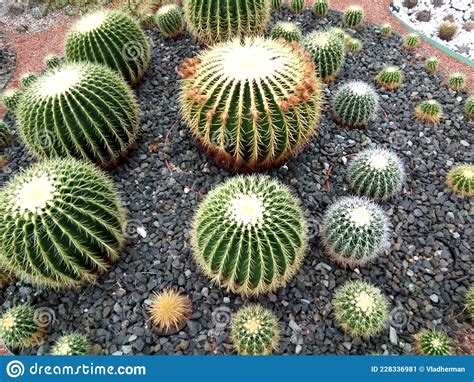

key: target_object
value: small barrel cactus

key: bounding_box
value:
[231,304,280,355]
[380,23,392,37]
[290,0,305,13]
[312,0,329,18]
[183,0,272,45]
[65,9,151,86]
[446,164,474,198]
[466,284,474,320]
[16,62,140,167]
[321,196,389,267]
[303,31,345,82]
[50,333,91,355]
[192,175,307,296]
[180,37,323,171]
[403,33,420,50]
[1,88,23,114]
[414,99,443,123]
[448,72,465,91]
[342,5,364,28]
[156,4,184,38]
[414,330,452,355]
[332,81,379,127]
[0,158,125,287]
[0,305,44,349]
[425,56,440,73]
[438,21,457,41]
[0,120,12,148]
[334,280,389,338]
[347,148,405,200]
[271,0,282,9]
[346,37,363,52]
[44,54,63,70]
[148,289,192,335]
[375,66,403,90]
[20,73,38,88]
[270,22,302,43]
[465,94,474,120]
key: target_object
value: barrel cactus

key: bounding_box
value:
[44,54,63,70]
[148,289,192,335]
[290,0,305,13]
[50,333,91,355]
[346,37,363,52]
[1,88,23,114]
[313,0,329,18]
[465,95,474,120]
[414,330,452,355]
[321,196,389,267]
[380,23,392,37]
[271,0,282,9]
[448,72,466,91]
[425,57,440,73]
[347,148,405,200]
[192,175,307,296]
[156,4,185,38]
[438,21,457,41]
[231,304,280,355]
[270,22,302,43]
[414,99,443,123]
[16,62,140,167]
[303,31,345,82]
[342,5,364,28]
[0,305,44,349]
[446,164,474,198]
[466,284,474,320]
[332,81,379,127]
[334,280,389,338]
[183,0,272,45]
[375,66,403,90]
[403,33,420,50]
[0,120,11,148]
[0,158,125,288]
[65,9,151,86]
[20,73,38,88]
[180,37,323,171]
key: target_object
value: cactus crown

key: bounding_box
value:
[50,333,91,355]
[346,37,363,52]
[1,88,23,114]
[404,33,420,50]
[156,4,184,38]
[0,305,44,349]
[425,56,440,72]
[465,95,474,120]
[231,304,280,355]
[415,330,452,355]
[313,0,329,17]
[148,289,192,335]
[446,164,474,197]
[448,72,465,91]
[270,22,302,43]
[290,0,305,13]
[0,120,11,148]
[414,99,443,123]
[343,5,364,28]
[334,280,389,338]
[192,175,307,296]
[375,66,403,90]
[380,23,392,36]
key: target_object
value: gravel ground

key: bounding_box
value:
[0,9,472,356]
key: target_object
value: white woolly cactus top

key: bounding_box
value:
[158,4,179,15]
[346,5,363,12]
[75,10,108,33]
[365,148,403,171]
[354,290,376,315]
[39,67,82,97]
[227,193,266,228]
[277,22,299,31]
[346,81,376,97]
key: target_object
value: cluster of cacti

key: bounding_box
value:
[342,5,364,28]
[466,284,474,320]
[425,56,440,73]
[347,148,405,200]
[0,158,125,288]
[231,304,280,355]
[0,305,44,349]
[50,333,91,355]
[20,73,38,88]
[375,66,403,90]
[303,31,345,82]
[180,37,323,171]
[270,22,302,43]
[403,33,420,50]
[414,330,452,355]
[183,0,272,45]
[271,0,282,9]
[334,280,389,338]
[44,54,64,70]
[0,120,11,148]
[380,23,392,37]
[192,175,307,296]
[16,62,140,167]
[446,164,474,197]
[414,99,443,123]
[332,81,379,127]
[156,4,184,38]
[290,0,305,13]
[465,95,474,120]
[65,9,151,86]
[1,88,23,114]
[148,289,192,335]
[321,197,389,267]
[448,72,465,91]
[312,0,329,18]
[438,21,457,41]
[345,37,363,52]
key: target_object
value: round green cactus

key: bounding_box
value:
[231,304,280,355]
[342,5,364,28]
[156,4,184,38]
[20,73,38,88]
[375,66,403,90]
[1,88,23,114]
[44,54,64,70]
[446,164,474,198]
[303,31,345,82]
[380,23,392,37]
[347,148,405,200]
[0,305,44,349]
[448,72,466,91]
[183,0,272,45]
[346,37,363,52]
[465,95,474,120]
[321,196,389,267]
[414,99,443,123]
[290,0,305,13]
[65,9,151,86]
[312,0,329,18]
[271,0,282,9]
[0,158,125,288]
[332,81,379,127]
[414,330,452,355]
[192,175,307,296]
[16,62,140,167]
[425,56,439,73]
[180,37,323,171]
[403,33,420,50]
[50,333,91,355]
[334,280,389,338]
[466,284,474,321]
[270,22,302,43]
[0,120,12,148]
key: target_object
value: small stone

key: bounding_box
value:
[430,294,439,303]
[390,327,398,345]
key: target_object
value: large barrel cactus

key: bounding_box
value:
[65,10,151,86]
[0,158,125,288]
[192,175,307,296]
[183,0,272,45]
[180,37,323,171]
[16,62,140,167]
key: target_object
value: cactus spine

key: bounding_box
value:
[414,330,452,355]
[438,21,457,41]
[290,0,305,13]
[446,164,474,197]
[270,22,302,43]
[0,305,44,349]
[313,0,329,18]
[148,289,192,335]
[342,5,364,28]
[50,333,91,355]
[156,4,185,38]
[375,66,403,90]
[425,56,439,73]
[414,100,443,123]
